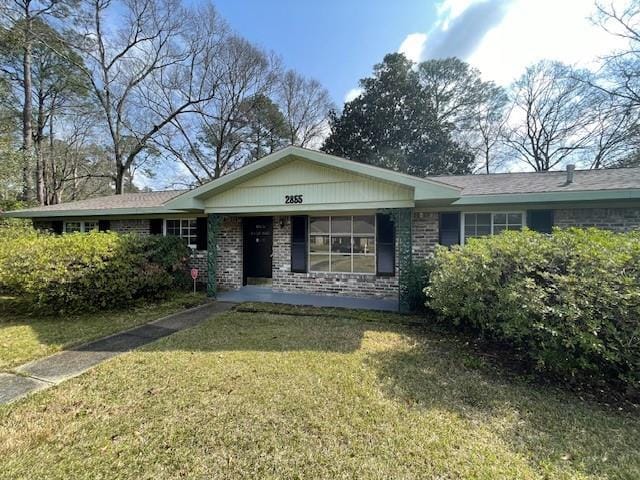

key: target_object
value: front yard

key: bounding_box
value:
[0,292,206,371]
[1,304,638,479]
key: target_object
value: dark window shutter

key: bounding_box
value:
[376,213,395,276]
[51,220,63,234]
[439,212,461,246]
[291,216,307,273]
[98,220,110,232]
[196,217,208,251]
[527,210,554,233]
[150,218,163,235]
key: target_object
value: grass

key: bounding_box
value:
[0,292,207,371]
[1,304,639,479]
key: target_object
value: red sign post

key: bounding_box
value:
[190,268,199,294]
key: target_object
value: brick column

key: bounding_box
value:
[207,213,221,298]
[393,208,413,313]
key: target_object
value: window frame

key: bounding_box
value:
[460,211,525,244]
[163,218,198,249]
[308,215,377,275]
[63,220,97,233]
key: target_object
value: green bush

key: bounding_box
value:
[427,228,640,392]
[0,228,191,313]
[403,259,435,312]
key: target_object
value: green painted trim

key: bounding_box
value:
[206,214,221,298]
[450,189,640,206]
[205,200,415,214]
[165,146,461,210]
[2,206,192,218]
[417,198,640,213]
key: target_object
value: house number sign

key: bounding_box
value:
[284,194,303,204]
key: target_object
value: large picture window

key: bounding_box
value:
[165,219,198,249]
[462,212,524,243]
[309,215,376,274]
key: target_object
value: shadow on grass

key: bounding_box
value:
[0,293,207,370]
[366,332,640,479]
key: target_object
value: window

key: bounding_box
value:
[309,215,376,274]
[64,221,81,233]
[165,219,198,248]
[64,221,98,233]
[462,212,524,243]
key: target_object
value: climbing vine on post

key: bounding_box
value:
[383,208,413,313]
[207,214,221,297]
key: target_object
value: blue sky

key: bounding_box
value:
[213,0,437,104]
[211,0,627,105]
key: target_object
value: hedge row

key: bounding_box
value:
[0,226,191,313]
[426,228,640,392]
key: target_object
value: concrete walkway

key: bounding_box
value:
[217,286,399,312]
[0,301,235,405]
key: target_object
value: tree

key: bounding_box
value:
[592,1,640,109]
[0,0,73,201]
[473,84,509,173]
[505,61,595,171]
[0,17,88,204]
[155,34,279,185]
[417,58,508,171]
[322,53,473,176]
[68,0,228,193]
[238,94,288,162]
[276,70,333,148]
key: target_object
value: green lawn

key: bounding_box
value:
[0,292,206,371]
[1,304,638,479]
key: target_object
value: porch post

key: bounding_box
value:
[207,213,221,298]
[394,208,413,313]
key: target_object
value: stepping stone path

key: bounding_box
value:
[0,301,235,405]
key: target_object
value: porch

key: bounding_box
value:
[217,285,399,312]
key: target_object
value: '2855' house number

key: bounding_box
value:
[285,194,303,204]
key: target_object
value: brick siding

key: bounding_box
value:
[554,207,640,232]
[110,219,150,235]
[412,211,439,260]
[216,215,243,290]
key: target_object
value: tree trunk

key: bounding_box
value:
[21,8,34,201]
[115,162,126,194]
[35,90,46,205]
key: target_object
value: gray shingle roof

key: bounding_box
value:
[14,190,186,213]
[430,167,640,195]
[6,166,640,218]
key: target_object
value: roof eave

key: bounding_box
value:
[2,206,196,218]
[452,188,640,205]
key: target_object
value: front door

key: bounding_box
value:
[243,217,273,285]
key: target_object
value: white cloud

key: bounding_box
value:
[398,33,428,62]
[467,0,629,85]
[344,87,363,103]
[397,0,630,86]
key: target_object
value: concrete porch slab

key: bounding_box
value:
[217,286,398,311]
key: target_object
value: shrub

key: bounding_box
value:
[427,228,640,392]
[403,259,435,312]
[0,228,191,313]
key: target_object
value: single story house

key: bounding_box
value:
[6,146,640,310]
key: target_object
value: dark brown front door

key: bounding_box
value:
[243,217,273,284]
